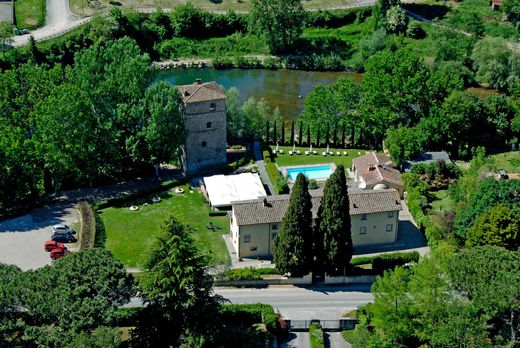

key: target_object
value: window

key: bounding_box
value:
[206,122,212,128]
[361,214,367,220]
[210,103,216,111]
[387,211,394,218]
[250,246,257,252]
[272,224,279,230]
[386,224,393,232]
[360,227,367,235]
[201,141,207,147]
[244,235,251,243]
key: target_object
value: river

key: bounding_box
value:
[155,69,361,119]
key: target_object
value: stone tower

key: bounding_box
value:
[178,80,227,175]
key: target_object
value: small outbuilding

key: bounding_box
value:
[403,151,452,172]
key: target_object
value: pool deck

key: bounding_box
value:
[280,163,337,182]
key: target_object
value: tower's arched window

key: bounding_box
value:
[210,103,216,111]
[207,122,212,128]
[202,141,207,147]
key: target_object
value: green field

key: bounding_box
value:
[273,145,372,169]
[429,189,456,214]
[489,151,520,173]
[15,0,45,30]
[99,184,230,268]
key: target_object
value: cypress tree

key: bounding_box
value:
[273,120,277,144]
[307,124,311,146]
[325,123,330,145]
[333,122,338,147]
[281,121,285,145]
[291,121,295,145]
[273,173,313,277]
[317,126,321,147]
[314,165,352,276]
[342,123,346,147]
[265,120,270,143]
[299,120,303,146]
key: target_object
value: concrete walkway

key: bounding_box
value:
[253,141,275,195]
[325,332,351,348]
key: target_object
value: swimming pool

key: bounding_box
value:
[285,164,334,181]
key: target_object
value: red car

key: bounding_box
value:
[44,240,64,252]
[50,247,70,260]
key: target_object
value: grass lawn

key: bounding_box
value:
[15,0,45,29]
[273,145,373,169]
[99,184,230,268]
[429,189,455,214]
[488,151,520,173]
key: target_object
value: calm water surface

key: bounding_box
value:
[155,69,362,119]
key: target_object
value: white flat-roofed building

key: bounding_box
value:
[203,173,267,209]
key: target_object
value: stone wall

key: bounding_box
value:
[183,98,227,174]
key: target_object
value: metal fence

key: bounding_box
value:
[285,318,358,332]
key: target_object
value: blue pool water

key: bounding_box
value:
[287,165,333,181]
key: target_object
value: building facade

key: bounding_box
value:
[178,80,227,175]
[230,189,402,259]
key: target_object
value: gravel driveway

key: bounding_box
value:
[0,203,79,270]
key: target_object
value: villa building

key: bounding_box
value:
[229,189,402,259]
[178,80,227,175]
[352,153,405,198]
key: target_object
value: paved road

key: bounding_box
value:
[0,203,79,270]
[282,332,311,348]
[12,0,90,47]
[215,285,373,320]
[326,332,351,348]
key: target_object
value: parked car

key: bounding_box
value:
[52,224,74,234]
[50,247,70,260]
[44,240,64,252]
[51,233,77,243]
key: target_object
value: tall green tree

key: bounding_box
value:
[314,165,352,275]
[466,204,520,250]
[132,215,222,347]
[250,0,305,53]
[273,173,313,276]
[13,249,133,343]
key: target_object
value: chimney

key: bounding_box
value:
[195,78,202,85]
[263,198,269,207]
[353,203,358,208]
[184,91,190,97]
[368,164,376,171]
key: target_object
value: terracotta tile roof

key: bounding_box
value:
[177,81,226,103]
[232,189,402,226]
[352,153,404,187]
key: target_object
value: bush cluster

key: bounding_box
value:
[77,201,96,250]
[411,161,462,189]
[220,304,281,336]
[371,251,420,275]
[305,7,372,28]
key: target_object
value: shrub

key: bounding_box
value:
[350,256,373,266]
[308,179,319,190]
[305,7,372,28]
[218,267,281,280]
[208,211,228,216]
[275,175,289,194]
[371,251,420,275]
[77,201,96,250]
[406,21,426,39]
[220,304,281,336]
[309,322,325,348]
[112,307,143,326]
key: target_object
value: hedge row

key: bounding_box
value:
[372,251,420,275]
[305,7,372,28]
[77,201,96,250]
[221,303,281,337]
[309,322,325,348]
[403,173,444,244]
[93,179,183,210]
[218,267,281,280]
